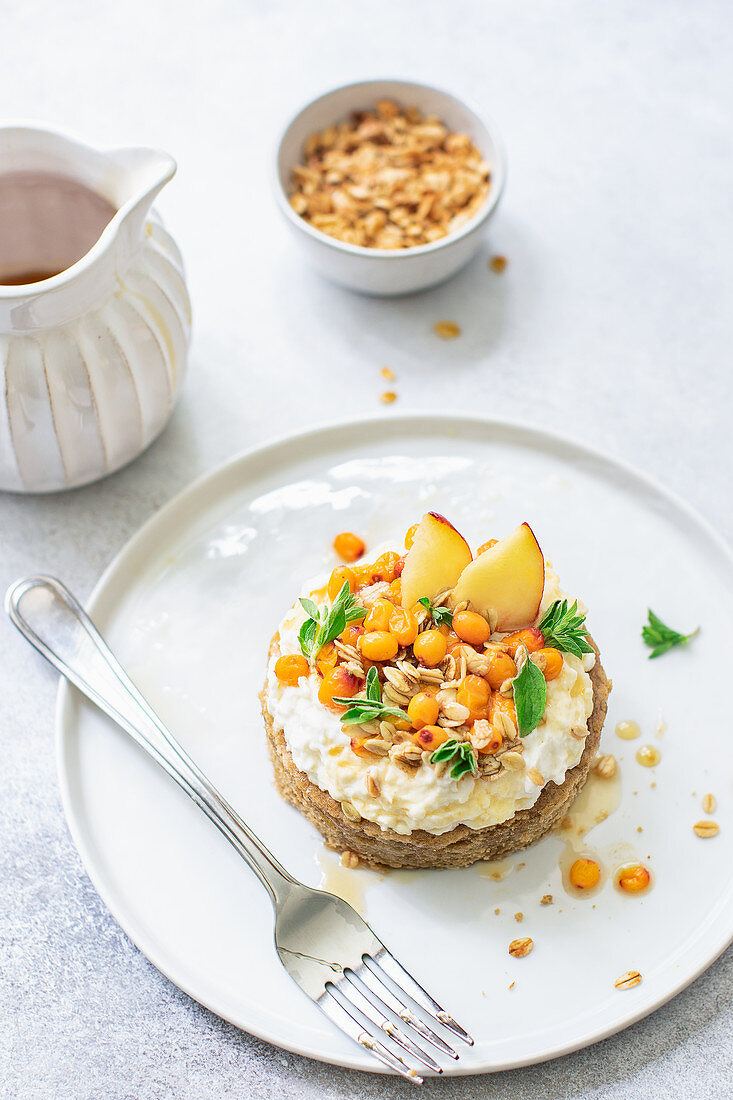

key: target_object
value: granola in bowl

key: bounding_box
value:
[261,513,610,869]
[288,100,491,250]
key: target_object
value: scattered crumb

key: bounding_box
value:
[508,937,533,958]
[651,782,656,789]
[540,894,553,906]
[693,820,719,838]
[514,912,523,922]
[517,862,525,869]
[380,366,395,381]
[508,981,516,990]
[433,320,461,339]
[702,793,717,814]
[341,850,359,869]
[614,970,642,990]
[636,826,643,833]
[494,908,500,915]
[489,254,508,273]
[380,390,397,404]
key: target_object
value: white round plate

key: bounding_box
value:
[57,415,733,1075]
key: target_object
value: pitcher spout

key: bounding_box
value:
[106,147,176,269]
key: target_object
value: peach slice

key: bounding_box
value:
[449,523,545,631]
[399,512,472,610]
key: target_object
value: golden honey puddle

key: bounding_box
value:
[315,849,368,914]
[615,720,640,741]
[556,767,623,898]
[636,745,661,767]
[478,857,515,882]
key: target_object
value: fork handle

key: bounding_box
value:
[6,576,295,904]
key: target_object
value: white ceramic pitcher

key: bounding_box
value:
[0,124,191,493]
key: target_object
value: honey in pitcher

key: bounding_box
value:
[0,171,116,286]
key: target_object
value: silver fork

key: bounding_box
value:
[6,577,474,1082]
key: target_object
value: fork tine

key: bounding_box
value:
[340,970,443,1073]
[366,949,474,1046]
[355,960,459,1058]
[321,984,424,1084]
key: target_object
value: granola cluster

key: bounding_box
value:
[325,581,528,785]
[289,100,491,250]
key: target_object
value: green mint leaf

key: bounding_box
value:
[432,605,454,628]
[418,596,453,628]
[513,658,547,737]
[429,738,477,780]
[430,738,460,764]
[538,599,593,658]
[365,665,380,703]
[299,597,320,621]
[298,583,367,664]
[449,748,477,783]
[298,618,319,660]
[642,609,698,659]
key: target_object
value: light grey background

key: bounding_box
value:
[1,1,731,1097]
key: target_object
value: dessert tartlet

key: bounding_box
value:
[262,514,610,869]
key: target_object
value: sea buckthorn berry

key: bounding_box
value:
[372,551,400,583]
[407,692,440,729]
[502,627,544,657]
[389,606,418,647]
[316,642,338,677]
[616,865,651,894]
[350,737,375,759]
[318,666,359,709]
[535,647,563,681]
[388,578,402,603]
[364,597,394,633]
[352,562,377,589]
[569,858,601,890]
[485,651,517,690]
[453,609,491,646]
[412,724,449,752]
[482,728,504,754]
[489,692,517,732]
[339,621,364,646]
[275,654,310,685]
[477,539,498,555]
[327,566,355,600]
[413,628,448,667]
[359,631,399,662]
[444,629,463,652]
[333,531,366,562]
[405,523,419,549]
[457,674,491,720]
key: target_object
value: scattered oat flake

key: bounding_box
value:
[380,390,397,404]
[509,937,533,958]
[693,820,719,838]
[540,894,553,906]
[341,850,359,869]
[433,320,461,339]
[514,912,523,922]
[490,254,508,273]
[380,366,395,381]
[702,793,717,814]
[614,970,642,990]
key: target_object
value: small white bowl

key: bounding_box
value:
[274,79,506,296]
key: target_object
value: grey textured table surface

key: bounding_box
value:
[2,1,732,1097]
